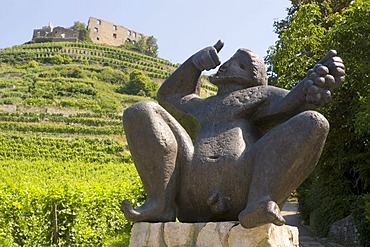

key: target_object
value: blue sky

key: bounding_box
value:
[0,0,290,65]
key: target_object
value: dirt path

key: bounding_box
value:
[282,202,343,247]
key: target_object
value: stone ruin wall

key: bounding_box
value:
[87,17,145,47]
[32,25,79,42]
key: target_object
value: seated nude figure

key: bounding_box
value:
[120,40,345,228]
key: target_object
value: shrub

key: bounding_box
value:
[28,60,39,68]
[98,67,128,85]
[118,69,158,98]
[44,54,72,65]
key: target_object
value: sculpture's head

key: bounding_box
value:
[209,48,268,89]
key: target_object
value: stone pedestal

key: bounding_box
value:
[129,222,299,247]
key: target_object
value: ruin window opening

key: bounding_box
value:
[127,30,131,36]
[94,27,98,32]
[97,20,101,25]
[133,32,137,38]
[113,25,117,31]
[96,37,100,41]
[113,33,117,39]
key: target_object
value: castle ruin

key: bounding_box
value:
[32,17,146,47]
[87,17,145,47]
[32,23,79,42]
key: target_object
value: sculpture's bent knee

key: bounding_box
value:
[122,101,159,125]
[299,110,329,136]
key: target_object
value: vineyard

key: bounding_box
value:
[0,42,176,79]
[0,40,218,246]
[0,109,145,246]
[0,42,177,246]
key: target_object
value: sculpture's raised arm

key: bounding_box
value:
[253,50,345,125]
[157,40,224,113]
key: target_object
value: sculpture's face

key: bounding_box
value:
[209,49,267,88]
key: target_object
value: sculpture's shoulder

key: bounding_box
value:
[230,85,285,96]
[223,85,285,104]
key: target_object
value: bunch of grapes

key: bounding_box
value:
[304,63,341,105]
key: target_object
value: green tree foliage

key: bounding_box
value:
[123,36,159,57]
[145,36,159,57]
[118,69,158,98]
[265,0,370,244]
[266,4,327,88]
[70,21,92,43]
[286,0,352,24]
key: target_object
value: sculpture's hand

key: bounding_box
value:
[303,50,345,106]
[192,40,224,71]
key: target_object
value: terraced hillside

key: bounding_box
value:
[0,42,176,79]
[0,41,218,246]
[0,42,180,246]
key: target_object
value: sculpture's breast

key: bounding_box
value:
[193,119,260,162]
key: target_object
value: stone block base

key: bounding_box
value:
[129,222,299,247]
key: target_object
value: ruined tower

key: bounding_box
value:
[87,17,145,47]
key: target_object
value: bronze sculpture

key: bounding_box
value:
[120,40,345,228]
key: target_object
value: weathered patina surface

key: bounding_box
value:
[121,40,345,228]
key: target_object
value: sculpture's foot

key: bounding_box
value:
[120,198,176,222]
[238,200,285,228]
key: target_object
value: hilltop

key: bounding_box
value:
[0,41,177,111]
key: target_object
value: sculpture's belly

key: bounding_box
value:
[176,147,253,222]
[175,122,257,222]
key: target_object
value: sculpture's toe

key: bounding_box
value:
[238,200,285,228]
[266,201,285,226]
[120,199,141,222]
[120,199,176,223]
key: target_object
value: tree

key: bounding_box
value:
[118,70,158,98]
[145,36,159,57]
[266,4,327,88]
[136,37,147,54]
[123,36,159,57]
[70,21,92,43]
[265,1,370,244]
